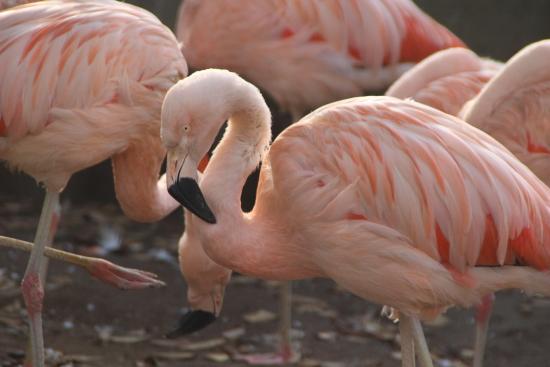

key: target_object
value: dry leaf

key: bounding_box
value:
[222,327,245,340]
[299,359,321,367]
[316,331,336,342]
[424,314,449,327]
[183,338,225,351]
[243,309,276,323]
[152,351,195,361]
[205,352,230,363]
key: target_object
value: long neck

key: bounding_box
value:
[112,133,178,222]
[195,81,285,275]
[201,84,272,214]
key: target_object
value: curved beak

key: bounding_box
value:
[166,309,217,338]
[167,150,217,224]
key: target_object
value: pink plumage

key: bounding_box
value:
[0,2,187,365]
[176,0,465,117]
[386,47,502,115]
[0,0,187,219]
[163,69,550,365]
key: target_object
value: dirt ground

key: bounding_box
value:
[1,197,550,367]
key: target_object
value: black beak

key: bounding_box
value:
[166,309,217,338]
[168,177,217,224]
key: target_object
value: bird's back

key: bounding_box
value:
[0,0,187,141]
[256,96,550,272]
[177,0,464,116]
[386,48,502,116]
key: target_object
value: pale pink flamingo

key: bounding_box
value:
[0,1,186,366]
[387,41,550,366]
[161,69,550,367]
[175,1,465,360]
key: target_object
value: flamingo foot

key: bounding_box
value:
[87,259,165,289]
[235,343,300,365]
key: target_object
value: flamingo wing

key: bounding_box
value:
[386,48,502,116]
[261,96,550,271]
[0,0,186,140]
[460,40,550,185]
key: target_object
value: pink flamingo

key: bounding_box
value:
[175,1,464,360]
[0,1,186,366]
[161,69,550,367]
[386,40,550,366]
[176,0,465,119]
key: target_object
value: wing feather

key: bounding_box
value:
[0,0,187,140]
[264,96,550,270]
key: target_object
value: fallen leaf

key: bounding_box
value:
[222,327,245,340]
[61,355,102,363]
[316,331,337,342]
[459,348,474,359]
[243,309,276,323]
[295,303,337,318]
[424,314,449,327]
[299,359,321,367]
[151,351,195,361]
[205,352,230,363]
[183,338,226,351]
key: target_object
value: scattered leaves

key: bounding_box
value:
[243,309,276,323]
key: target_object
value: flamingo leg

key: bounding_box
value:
[409,316,433,367]
[473,293,495,367]
[278,281,293,360]
[235,281,296,365]
[21,191,60,367]
[399,314,416,367]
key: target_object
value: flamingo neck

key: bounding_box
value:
[193,80,275,275]
[201,81,272,215]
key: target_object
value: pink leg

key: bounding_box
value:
[21,191,60,367]
[235,282,298,365]
[473,293,495,367]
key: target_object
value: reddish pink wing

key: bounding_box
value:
[264,97,550,271]
[0,0,186,140]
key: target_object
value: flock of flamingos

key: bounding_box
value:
[0,0,549,366]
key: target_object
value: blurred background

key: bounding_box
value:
[1,1,550,367]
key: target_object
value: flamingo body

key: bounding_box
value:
[164,70,550,321]
[0,2,187,365]
[0,0,186,216]
[177,0,465,117]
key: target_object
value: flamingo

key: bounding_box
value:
[175,1,465,360]
[176,0,465,120]
[386,40,550,366]
[161,68,550,367]
[0,1,187,366]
